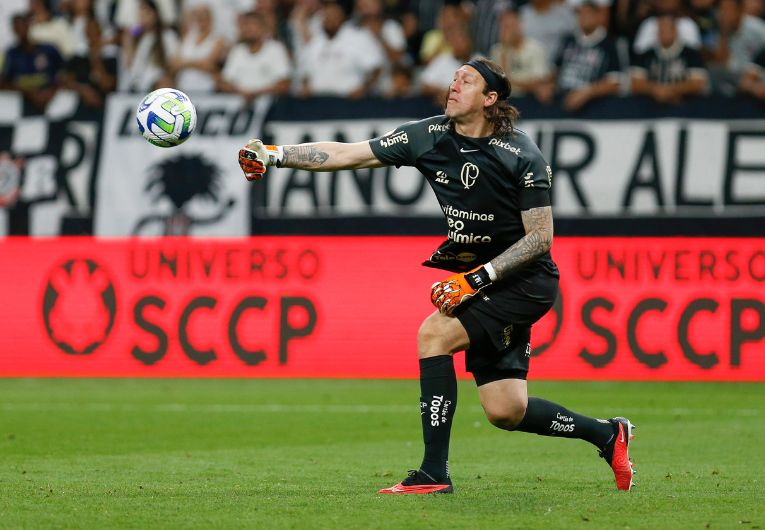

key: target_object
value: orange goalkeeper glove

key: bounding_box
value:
[238,139,283,181]
[430,265,495,315]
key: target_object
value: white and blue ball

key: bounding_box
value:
[136,88,197,148]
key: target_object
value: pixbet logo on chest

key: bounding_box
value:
[428,123,450,133]
[489,138,521,155]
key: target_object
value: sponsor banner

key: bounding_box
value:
[94,94,271,236]
[531,237,765,381]
[524,119,765,216]
[0,91,101,235]
[258,117,765,219]
[0,236,763,380]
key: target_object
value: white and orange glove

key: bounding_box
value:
[430,264,497,315]
[238,139,283,181]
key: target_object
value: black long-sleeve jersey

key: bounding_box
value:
[369,115,558,278]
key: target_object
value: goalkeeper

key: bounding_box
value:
[239,57,635,494]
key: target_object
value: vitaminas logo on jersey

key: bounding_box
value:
[443,205,494,244]
[441,205,494,222]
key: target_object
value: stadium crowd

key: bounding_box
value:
[1,0,765,112]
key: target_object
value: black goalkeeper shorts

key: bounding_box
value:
[455,267,559,386]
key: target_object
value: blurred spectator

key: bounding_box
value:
[0,153,23,209]
[688,0,718,51]
[118,0,178,92]
[60,0,117,108]
[400,10,423,66]
[739,47,765,98]
[633,0,702,54]
[354,0,407,94]
[384,63,416,97]
[630,14,707,104]
[296,1,384,98]
[542,0,621,111]
[611,0,653,41]
[707,0,765,93]
[218,10,291,103]
[520,0,577,60]
[288,0,323,53]
[355,0,406,64]
[171,4,226,94]
[419,24,473,102]
[406,0,446,38]
[471,0,512,56]
[69,0,117,57]
[115,0,178,31]
[213,0,258,44]
[253,0,283,41]
[419,4,466,65]
[744,0,765,17]
[0,13,63,110]
[0,1,29,59]
[287,0,322,93]
[490,7,550,100]
[61,0,119,32]
[29,0,75,58]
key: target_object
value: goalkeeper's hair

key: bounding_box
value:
[477,57,519,137]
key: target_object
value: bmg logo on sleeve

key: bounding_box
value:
[379,131,409,148]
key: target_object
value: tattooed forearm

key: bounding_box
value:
[490,206,553,280]
[282,145,330,169]
[278,141,383,171]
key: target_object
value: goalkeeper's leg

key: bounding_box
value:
[378,311,468,494]
[478,379,635,491]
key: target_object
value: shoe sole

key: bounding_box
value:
[378,484,454,494]
[612,417,636,491]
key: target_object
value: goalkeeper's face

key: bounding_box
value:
[445,66,489,122]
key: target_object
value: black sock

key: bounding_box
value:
[418,355,457,481]
[515,397,614,449]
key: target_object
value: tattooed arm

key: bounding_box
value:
[429,206,553,315]
[489,206,553,280]
[239,139,384,180]
[281,141,385,171]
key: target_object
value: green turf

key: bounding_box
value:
[0,379,762,529]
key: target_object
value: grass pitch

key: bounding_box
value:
[0,379,762,530]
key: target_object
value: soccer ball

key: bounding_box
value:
[136,88,197,148]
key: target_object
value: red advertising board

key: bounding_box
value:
[0,237,763,380]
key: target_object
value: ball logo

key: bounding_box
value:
[460,163,479,189]
[42,259,117,355]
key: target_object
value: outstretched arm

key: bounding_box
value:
[239,139,385,180]
[281,141,385,171]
